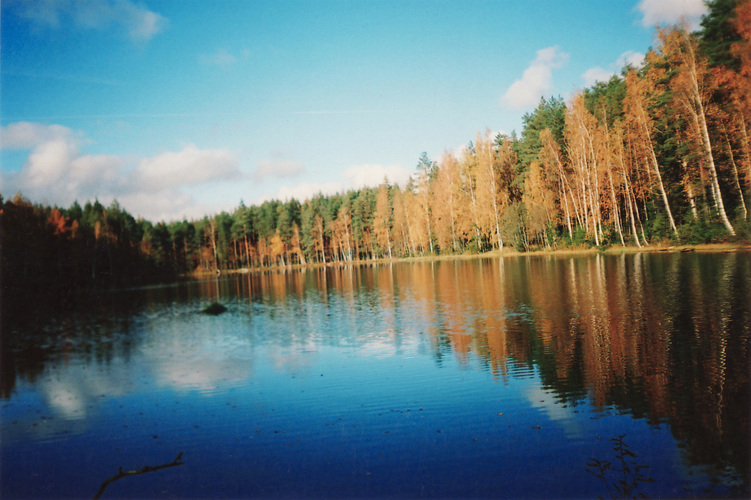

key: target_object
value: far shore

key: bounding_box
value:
[192,241,749,278]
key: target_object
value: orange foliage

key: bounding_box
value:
[48,208,74,237]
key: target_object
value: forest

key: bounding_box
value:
[2,0,750,300]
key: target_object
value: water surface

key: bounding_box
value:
[2,252,749,498]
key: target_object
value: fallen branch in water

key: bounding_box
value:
[92,452,184,500]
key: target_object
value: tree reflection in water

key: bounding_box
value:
[374,252,749,492]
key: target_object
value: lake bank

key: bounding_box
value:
[194,241,750,278]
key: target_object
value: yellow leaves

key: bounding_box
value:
[330,205,354,260]
[523,160,558,235]
[733,0,751,80]
[269,229,285,263]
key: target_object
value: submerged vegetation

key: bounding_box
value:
[587,435,655,500]
[1,2,749,319]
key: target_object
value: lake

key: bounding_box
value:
[1,252,749,498]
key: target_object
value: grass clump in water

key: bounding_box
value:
[202,302,228,315]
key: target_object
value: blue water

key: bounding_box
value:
[2,254,749,498]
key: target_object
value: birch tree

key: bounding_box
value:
[373,182,393,258]
[624,68,679,236]
[659,26,735,234]
[474,131,505,250]
[431,153,461,253]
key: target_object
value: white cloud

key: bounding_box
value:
[116,189,216,222]
[134,144,240,191]
[636,0,707,28]
[260,163,410,204]
[617,50,646,69]
[1,123,124,202]
[120,1,164,41]
[453,143,471,160]
[0,122,240,221]
[1,121,82,149]
[582,67,616,87]
[14,0,167,42]
[69,154,123,189]
[342,163,411,189]
[271,182,344,203]
[582,51,646,86]
[500,46,569,110]
[199,48,238,68]
[23,137,79,188]
[199,48,252,69]
[254,158,304,181]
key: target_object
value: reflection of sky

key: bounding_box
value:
[356,330,423,360]
[1,361,139,446]
[42,361,141,417]
[525,384,584,439]
[3,256,748,499]
[144,336,254,393]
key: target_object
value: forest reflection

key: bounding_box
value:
[3,252,749,490]
[248,252,748,486]
[401,253,749,485]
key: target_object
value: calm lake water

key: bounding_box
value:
[2,252,749,499]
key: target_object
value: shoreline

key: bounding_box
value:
[192,241,749,278]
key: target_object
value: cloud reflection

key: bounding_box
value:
[39,361,139,420]
[525,385,583,439]
[141,328,255,393]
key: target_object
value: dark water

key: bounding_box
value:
[2,252,749,499]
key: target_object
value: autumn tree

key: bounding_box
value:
[515,96,567,178]
[474,131,505,250]
[658,25,735,234]
[414,152,435,253]
[351,188,376,259]
[456,143,483,250]
[301,195,329,264]
[373,182,394,258]
[730,0,751,195]
[523,159,558,248]
[269,229,286,266]
[624,67,679,236]
[565,94,607,245]
[539,128,575,239]
[331,200,354,261]
[430,152,461,253]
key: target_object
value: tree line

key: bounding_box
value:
[2,1,750,294]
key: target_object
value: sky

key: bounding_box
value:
[1,0,709,222]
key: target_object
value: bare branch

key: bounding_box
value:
[92,452,184,500]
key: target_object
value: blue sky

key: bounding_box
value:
[1,0,708,222]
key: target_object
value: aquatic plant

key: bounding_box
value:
[586,434,654,499]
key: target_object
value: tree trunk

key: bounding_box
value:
[623,169,642,248]
[685,167,699,220]
[739,116,751,190]
[209,219,219,272]
[723,126,748,220]
[638,106,678,235]
[449,190,458,252]
[676,32,735,234]
[467,177,482,249]
[693,103,735,234]
[607,167,625,246]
